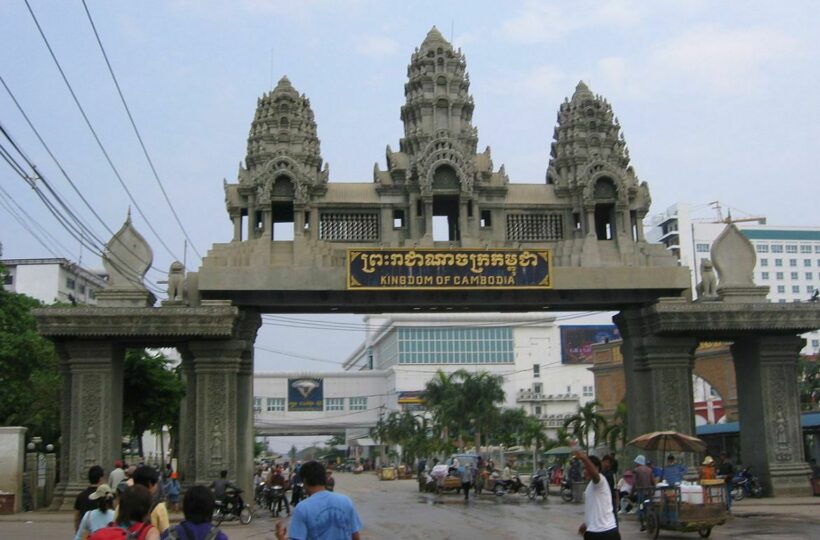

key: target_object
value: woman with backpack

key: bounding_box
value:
[88,484,159,540]
[161,485,227,540]
[74,484,117,540]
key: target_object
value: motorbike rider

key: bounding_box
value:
[267,465,291,516]
[210,470,243,513]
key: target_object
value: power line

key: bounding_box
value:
[0,183,74,256]
[23,0,183,263]
[0,137,165,294]
[0,74,168,279]
[0,188,60,257]
[80,0,202,262]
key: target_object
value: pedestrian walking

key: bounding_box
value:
[74,465,105,532]
[573,447,620,540]
[460,463,472,502]
[632,455,656,532]
[164,472,181,512]
[275,460,362,540]
[133,465,170,534]
[74,483,116,540]
[88,485,159,540]
[161,485,227,540]
[108,460,126,491]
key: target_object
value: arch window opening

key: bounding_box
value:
[271,202,294,241]
[432,195,460,242]
[595,203,615,240]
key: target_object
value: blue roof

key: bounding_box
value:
[742,229,820,241]
[697,411,820,436]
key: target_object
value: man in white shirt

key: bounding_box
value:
[574,447,621,540]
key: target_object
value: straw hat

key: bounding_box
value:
[88,484,115,500]
[702,456,714,465]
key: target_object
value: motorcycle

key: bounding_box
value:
[732,466,763,500]
[560,477,574,502]
[493,473,529,496]
[527,472,549,501]
[290,481,305,506]
[265,485,290,517]
[213,488,252,525]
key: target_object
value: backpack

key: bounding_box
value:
[88,522,152,540]
[166,522,222,540]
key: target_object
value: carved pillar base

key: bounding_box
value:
[615,311,698,463]
[186,340,247,487]
[731,335,812,496]
[57,341,124,510]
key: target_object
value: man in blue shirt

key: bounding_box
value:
[276,461,362,540]
[662,454,687,485]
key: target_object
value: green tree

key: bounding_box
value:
[423,371,462,444]
[289,444,297,461]
[0,268,61,445]
[492,408,546,451]
[460,370,505,452]
[798,358,819,411]
[563,400,606,451]
[122,349,185,457]
[603,401,629,450]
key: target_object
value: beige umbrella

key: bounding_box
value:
[628,431,707,453]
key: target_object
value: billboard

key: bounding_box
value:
[287,378,324,411]
[347,248,551,290]
[560,325,620,364]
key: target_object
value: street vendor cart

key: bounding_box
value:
[644,480,730,538]
[629,431,731,539]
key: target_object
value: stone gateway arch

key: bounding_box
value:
[34,27,819,506]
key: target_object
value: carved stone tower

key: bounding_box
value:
[548,81,652,264]
[226,76,329,243]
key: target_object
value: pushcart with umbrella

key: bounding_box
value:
[628,431,730,538]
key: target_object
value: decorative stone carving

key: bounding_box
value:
[98,212,156,307]
[711,224,769,303]
[166,261,186,303]
[696,259,718,300]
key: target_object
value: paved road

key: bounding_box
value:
[2,472,819,539]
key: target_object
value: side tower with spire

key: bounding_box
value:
[548,81,654,266]
[225,76,328,246]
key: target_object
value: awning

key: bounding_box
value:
[350,437,379,447]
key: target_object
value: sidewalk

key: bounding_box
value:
[731,496,820,523]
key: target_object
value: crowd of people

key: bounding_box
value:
[71,459,361,540]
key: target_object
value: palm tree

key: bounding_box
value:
[603,402,628,451]
[457,370,505,452]
[563,400,606,451]
[423,370,459,443]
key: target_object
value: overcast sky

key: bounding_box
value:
[2,0,818,376]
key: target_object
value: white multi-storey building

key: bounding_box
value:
[1,258,107,305]
[646,203,820,354]
[252,314,609,444]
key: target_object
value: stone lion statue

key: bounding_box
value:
[696,259,718,299]
[167,261,186,302]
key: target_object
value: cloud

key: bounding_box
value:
[650,25,797,95]
[352,35,399,59]
[485,64,567,100]
[499,0,644,44]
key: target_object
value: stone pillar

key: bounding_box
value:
[731,335,812,496]
[407,194,417,240]
[186,340,244,487]
[44,450,56,508]
[50,360,72,510]
[232,214,242,242]
[263,208,273,239]
[58,341,124,510]
[25,450,37,510]
[235,311,260,496]
[635,212,646,242]
[177,349,197,487]
[423,199,433,243]
[585,206,595,237]
[459,199,470,246]
[246,196,256,240]
[615,311,698,460]
[294,206,305,238]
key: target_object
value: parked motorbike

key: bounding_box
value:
[213,488,252,525]
[732,466,763,500]
[560,477,574,502]
[527,472,549,501]
[290,481,305,506]
[493,473,529,496]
